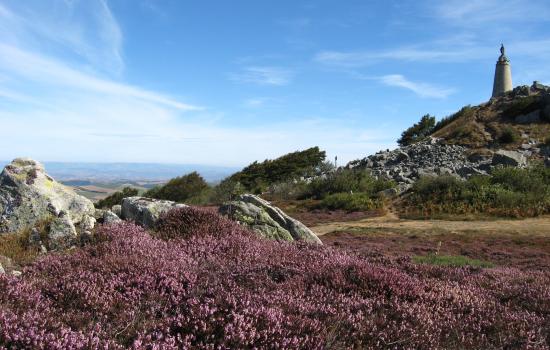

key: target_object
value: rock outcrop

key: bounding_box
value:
[492,150,527,167]
[121,197,187,229]
[111,205,122,217]
[347,138,534,193]
[48,211,78,250]
[0,158,95,234]
[219,194,322,244]
[103,210,122,225]
[348,138,492,192]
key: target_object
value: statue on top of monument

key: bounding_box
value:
[498,43,508,62]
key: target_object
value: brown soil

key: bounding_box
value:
[313,214,550,270]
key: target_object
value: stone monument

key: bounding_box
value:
[492,44,512,98]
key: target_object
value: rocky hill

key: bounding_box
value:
[432,82,550,152]
[348,82,550,192]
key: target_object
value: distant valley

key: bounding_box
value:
[0,161,239,202]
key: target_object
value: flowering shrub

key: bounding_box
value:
[154,206,252,240]
[0,213,549,349]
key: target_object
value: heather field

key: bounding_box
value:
[1,208,549,349]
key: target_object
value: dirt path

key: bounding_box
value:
[311,214,550,237]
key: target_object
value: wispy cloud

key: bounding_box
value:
[0,44,200,111]
[0,1,212,165]
[140,0,169,18]
[435,0,550,26]
[229,66,294,86]
[0,0,123,74]
[244,98,267,108]
[314,45,490,67]
[380,75,455,99]
[315,36,550,73]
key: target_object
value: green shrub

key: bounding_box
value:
[413,254,494,268]
[301,168,395,200]
[208,180,245,205]
[222,147,327,193]
[144,172,209,203]
[490,166,550,193]
[316,192,381,212]
[268,180,309,201]
[503,95,541,118]
[404,166,550,218]
[397,114,436,146]
[498,127,520,144]
[413,175,464,201]
[95,187,139,209]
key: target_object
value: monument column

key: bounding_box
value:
[492,44,512,98]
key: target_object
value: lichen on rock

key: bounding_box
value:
[121,197,188,229]
[219,194,321,244]
[0,158,95,234]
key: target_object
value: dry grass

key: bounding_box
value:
[0,219,51,267]
[431,94,550,150]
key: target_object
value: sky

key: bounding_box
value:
[0,0,549,167]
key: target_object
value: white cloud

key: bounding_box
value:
[380,74,455,99]
[0,97,396,166]
[230,66,294,86]
[244,98,267,108]
[0,0,123,74]
[314,45,490,66]
[315,37,550,72]
[0,44,200,111]
[435,0,550,26]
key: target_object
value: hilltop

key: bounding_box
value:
[347,82,550,195]
[432,82,550,154]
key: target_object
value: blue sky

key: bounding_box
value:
[0,0,549,166]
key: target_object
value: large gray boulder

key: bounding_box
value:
[219,194,322,244]
[79,215,96,234]
[103,210,122,225]
[48,211,77,250]
[121,197,187,229]
[111,205,122,217]
[492,150,527,167]
[0,158,95,234]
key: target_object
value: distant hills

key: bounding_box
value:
[0,161,239,184]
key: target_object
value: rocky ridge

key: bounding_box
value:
[347,137,531,193]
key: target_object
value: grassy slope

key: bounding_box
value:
[431,92,550,152]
